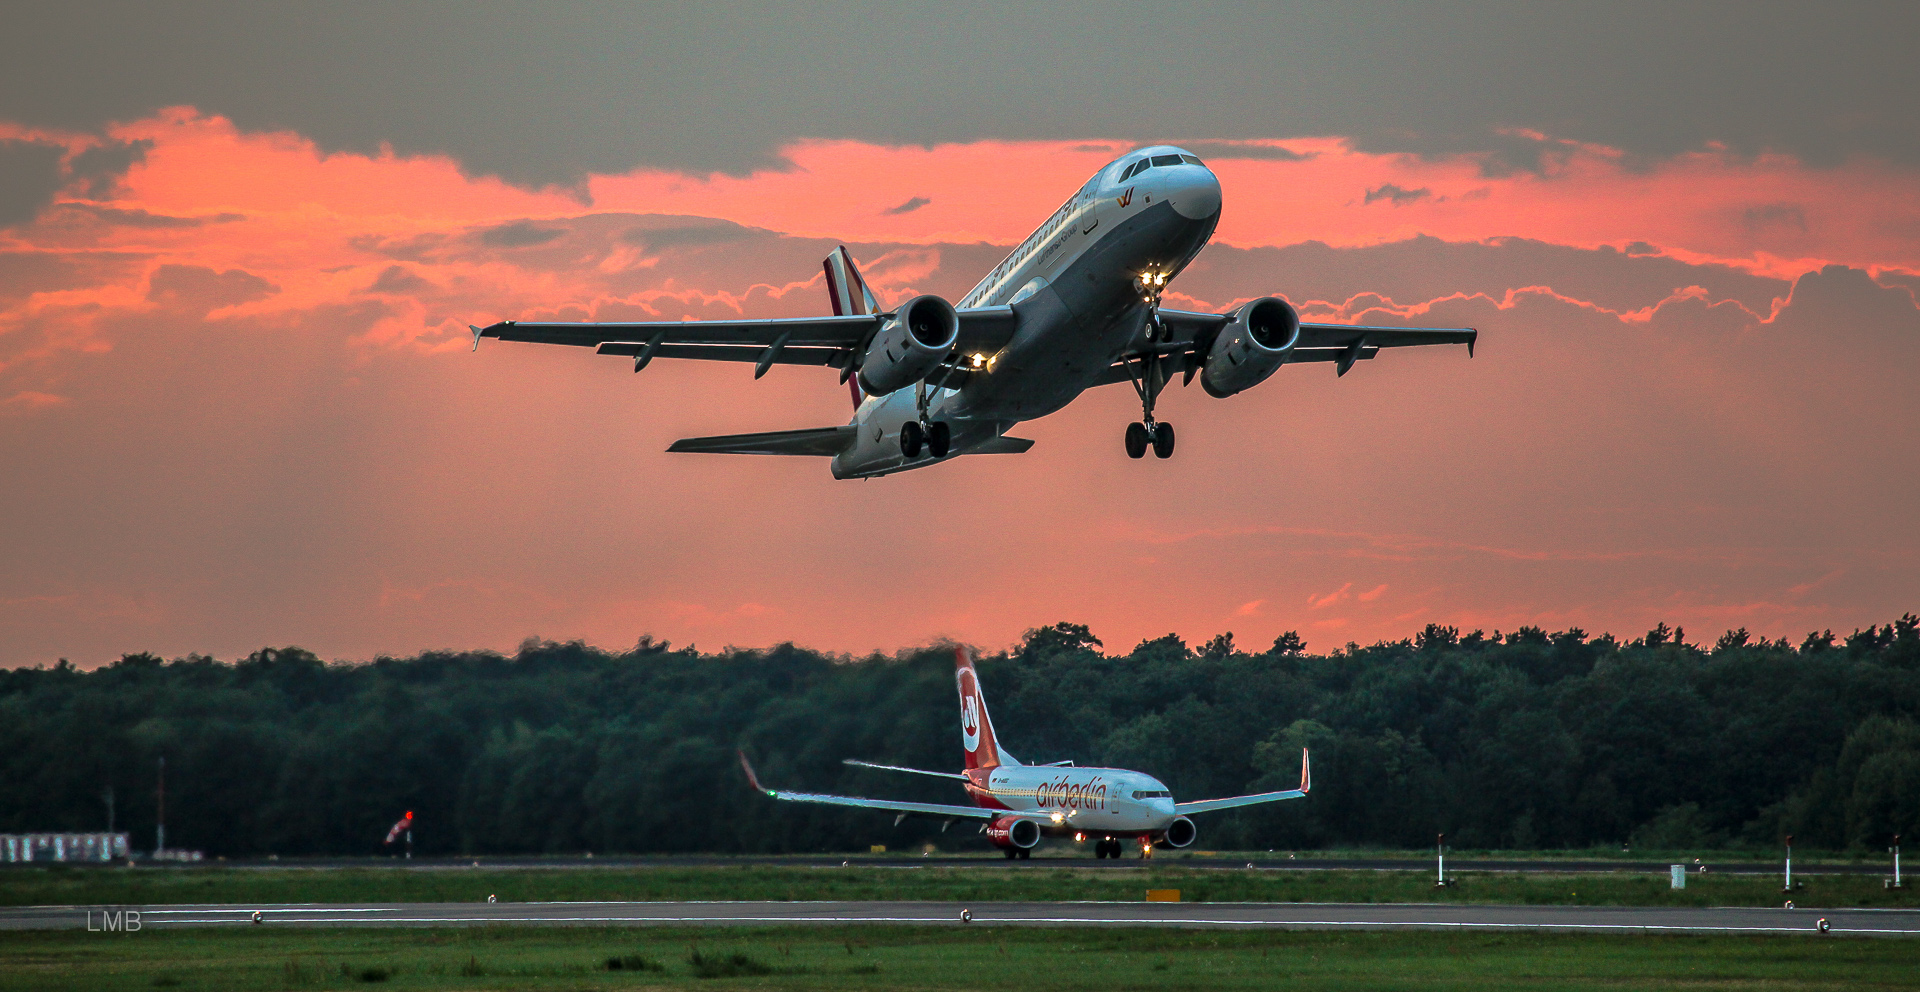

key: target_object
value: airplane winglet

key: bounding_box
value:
[1300,748,1311,794]
[469,324,484,352]
[737,749,774,796]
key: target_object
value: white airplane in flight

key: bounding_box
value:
[737,647,1310,859]
[473,145,1475,478]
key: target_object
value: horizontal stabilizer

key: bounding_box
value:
[972,436,1035,454]
[843,759,971,781]
[738,750,1002,821]
[668,426,855,457]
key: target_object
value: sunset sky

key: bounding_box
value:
[3,3,1917,667]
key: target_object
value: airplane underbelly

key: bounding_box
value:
[954,200,1216,425]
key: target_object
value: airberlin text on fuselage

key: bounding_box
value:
[1031,775,1109,811]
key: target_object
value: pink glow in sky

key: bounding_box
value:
[2,109,1917,666]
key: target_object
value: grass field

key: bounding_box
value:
[4,924,1916,991]
[4,863,1917,911]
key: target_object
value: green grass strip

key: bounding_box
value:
[5,864,1918,910]
[4,924,1918,991]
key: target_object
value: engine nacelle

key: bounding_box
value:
[1158,816,1197,849]
[856,295,959,396]
[985,815,1041,851]
[1200,297,1299,398]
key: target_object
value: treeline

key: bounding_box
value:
[3,618,1918,856]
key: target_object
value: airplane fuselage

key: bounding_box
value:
[832,146,1222,479]
[967,764,1179,839]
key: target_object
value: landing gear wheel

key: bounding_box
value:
[928,421,951,458]
[1151,421,1175,459]
[900,420,924,458]
[1125,422,1149,459]
[1004,848,1018,860]
[1018,848,1032,860]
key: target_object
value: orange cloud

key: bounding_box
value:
[1,390,68,412]
[1308,584,1353,609]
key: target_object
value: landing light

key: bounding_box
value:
[1075,832,1085,842]
[968,353,986,368]
[1050,812,1065,824]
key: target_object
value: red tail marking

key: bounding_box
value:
[955,647,1001,770]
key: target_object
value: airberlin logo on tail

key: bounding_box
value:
[958,670,982,752]
[1116,186,1134,208]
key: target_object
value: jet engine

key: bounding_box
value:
[1159,816,1197,849]
[985,815,1041,851]
[1200,297,1299,398]
[856,295,959,396]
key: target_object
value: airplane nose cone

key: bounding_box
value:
[1171,169,1222,220]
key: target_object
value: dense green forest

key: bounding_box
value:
[3,618,1918,857]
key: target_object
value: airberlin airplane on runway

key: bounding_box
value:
[472,145,1475,478]
[737,648,1310,859]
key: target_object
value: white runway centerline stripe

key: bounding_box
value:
[11,902,1919,936]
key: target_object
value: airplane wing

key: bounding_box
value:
[739,751,1001,821]
[470,305,1018,378]
[1172,749,1310,816]
[1152,308,1475,376]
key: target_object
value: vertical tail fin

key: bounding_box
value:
[824,246,880,409]
[955,647,1018,769]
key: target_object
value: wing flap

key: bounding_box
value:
[482,314,878,349]
[597,342,843,367]
[667,426,855,457]
[1297,323,1477,354]
[475,306,1021,364]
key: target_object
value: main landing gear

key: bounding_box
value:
[1002,847,1031,860]
[900,420,950,459]
[900,380,952,459]
[1124,421,1175,460]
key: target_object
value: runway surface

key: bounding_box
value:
[67,853,1893,876]
[6,900,1918,936]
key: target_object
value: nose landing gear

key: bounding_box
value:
[1122,273,1178,461]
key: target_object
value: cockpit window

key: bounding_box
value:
[1150,154,1183,167]
[1119,159,1145,181]
[1131,789,1172,799]
[1180,154,1203,166]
